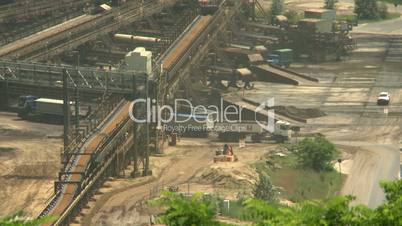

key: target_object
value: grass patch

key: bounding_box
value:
[255,153,345,202]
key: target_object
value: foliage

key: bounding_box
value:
[377,1,388,18]
[372,180,402,225]
[153,180,402,226]
[284,10,303,24]
[0,211,54,226]
[271,0,284,17]
[324,0,337,9]
[253,172,278,202]
[242,198,282,222]
[354,0,380,19]
[242,195,374,225]
[242,180,402,226]
[150,192,222,226]
[294,137,337,171]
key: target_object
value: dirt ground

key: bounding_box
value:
[0,112,62,218]
[76,139,275,226]
[78,21,402,226]
[2,2,402,223]
[235,33,402,207]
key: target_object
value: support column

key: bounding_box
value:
[143,75,150,176]
[0,80,9,110]
[132,74,140,177]
[74,80,80,138]
[251,0,256,21]
[63,69,70,149]
[154,79,161,154]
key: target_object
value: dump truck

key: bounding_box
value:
[267,49,293,67]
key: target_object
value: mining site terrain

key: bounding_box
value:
[0,0,401,225]
[79,33,402,225]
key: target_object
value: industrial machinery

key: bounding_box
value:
[205,66,254,89]
[214,144,236,162]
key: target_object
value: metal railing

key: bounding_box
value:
[0,60,148,93]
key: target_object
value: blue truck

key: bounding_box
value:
[267,49,293,68]
[17,96,77,123]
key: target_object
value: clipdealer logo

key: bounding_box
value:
[128,98,275,132]
[254,98,275,133]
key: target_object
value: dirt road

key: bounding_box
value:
[86,139,216,225]
[340,144,399,208]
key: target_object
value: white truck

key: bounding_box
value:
[377,92,390,105]
[213,120,294,143]
[35,98,67,116]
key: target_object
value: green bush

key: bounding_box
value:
[378,1,388,19]
[294,137,337,171]
[242,180,402,225]
[152,180,402,226]
[253,172,278,202]
[355,0,380,19]
[150,192,221,226]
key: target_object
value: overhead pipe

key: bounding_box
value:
[114,33,160,43]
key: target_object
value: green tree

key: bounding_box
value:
[372,180,402,225]
[377,1,388,18]
[271,0,284,17]
[243,195,373,226]
[152,192,221,226]
[253,172,278,202]
[153,180,402,226]
[325,0,336,9]
[294,137,337,171]
[355,0,380,19]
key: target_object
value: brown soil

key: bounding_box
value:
[274,105,327,119]
[0,112,62,217]
[80,140,276,225]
